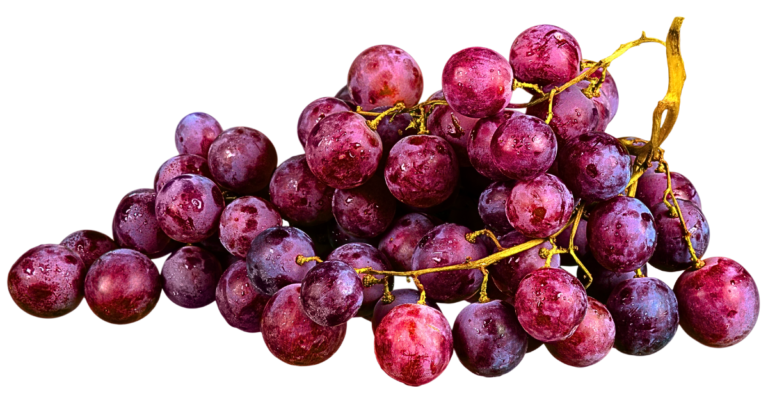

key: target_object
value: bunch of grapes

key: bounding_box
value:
[7,18,759,387]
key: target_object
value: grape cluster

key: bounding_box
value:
[7,19,760,387]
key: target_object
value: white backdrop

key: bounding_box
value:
[1,1,765,400]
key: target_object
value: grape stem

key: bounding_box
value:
[659,159,705,269]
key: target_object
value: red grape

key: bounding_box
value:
[588,69,619,130]
[332,176,397,238]
[636,170,702,210]
[377,213,438,272]
[491,113,558,180]
[442,47,514,118]
[154,154,212,193]
[207,126,278,194]
[155,174,225,244]
[557,132,631,203]
[546,297,615,367]
[112,189,177,258]
[269,155,334,227]
[527,82,600,144]
[650,200,709,272]
[588,196,657,272]
[468,111,516,181]
[554,218,589,266]
[370,289,441,332]
[347,45,423,111]
[477,181,516,235]
[245,226,316,295]
[215,260,270,333]
[327,243,392,317]
[506,173,574,238]
[161,245,223,308]
[300,260,363,326]
[509,25,582,87]
[218,196,282,258]
[490,230,559,299]
[368,107,417,158]
[425,104,479,166]
[175,112,222,159]
[296,97,351,148]
[60,230,117,268]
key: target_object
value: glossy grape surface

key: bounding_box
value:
[468,111,515,180]
[297,97,352,148]
[650,200,709,272]
[300,260,363,326]
[426,104,479,166]
[558,132,631,203]
[489,230,559,299]
[442,47,513,118]
[208,126,278,194]
[527,82,599,143]
[636,170,702,210]
[546,297,615,367]
[506,173,574,238]
[377,213,437,272]
[588,196,657,272]
[219,196,282,258]
[327,243,392,317]
[215,260,270,333]
[246,226,316,295]
[175,112,222,158]
[370,289,441,332]
[578,261,647,305]
[155,174,225,243]
[60,230,117,268]
[154,154,212,193]
[112,189,177,258]
[347,45,423,111]
[477,181,516,235]
[332,176,397,238]
[161,246,223,308]
[491,113,557,180]
[509,25,582,87]
[269,155,334,227]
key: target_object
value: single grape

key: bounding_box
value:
[154,154,212,193]
[300,260,363,326]
[588,69,619,130]
[477,181,516,235]
[155,174,225,243]
[468,111,516,181]
[384,135,459,208]
[297,97,352,148]
[554,218,589,266]
[60,230,117,268]
[514,267,588,342]
[374,303,453,386]
[112,189,177,258]
[557,132,631,203]
[650,200,710,272]
[246,226,316,295]
[527,82,600,144]
[425,104,479,166]
[588,196,657,272]
[509,25,582,87]
[377,213,437,272]
[453,300,527,377]
[636,170,702,210]
[367,106,417,159]
[489,230,559,300]
[577,261,647,305]
[410,223,488,303]
[8,244,87,318]
[218,196,282,258]
[175,112,222,158]
[506,173,574,238]
[546,297,615,367]
[305,111,383,189]
[347,45,423,111]
[215,260,271,333]
[327,220,377,249]
[269,155,334,227]
[607,277,678,355]
[491,113,558,180]
[526,337,543,353]
[327,243,392,317]
[207,126,278,194]
[371,289,441,332]
[335,86,357,109]
[161,245,223,308]
[261,284,346,366]
[442,47,514,118]
[84,249,162,324]
[332,176,396,238]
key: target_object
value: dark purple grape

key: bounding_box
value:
[300,260,363,326]
[347,45,423,111]
[588,69,619,129]
[154,154,212,193]
[546,297,615,367]
[368,107,417,158]
[377,213,438,271]
[246,226,316,295]
[453,300,527,377]
[215,260,270,333]
[578,261,647,305]
[527,82,600,144]
[327,243,392,317]
[636,170,702,210]
[650,200,710,272]
[84,249,162,324]
[175,112,222,158]
[447,190,486,232]
[478,181,516,235]
[374,303,453,386]
[60,230,117,268]
[426,104,479,166]
[506,173,574,238]
[8,244,87,318]
[305,111,383,189]
[155,174,225,243]
[297,97,352,148]
[509,25,582,87]
[112,189,177,258]
[218,196,282,258]
[410,223,488,303]
[261,284,346,366]
[195,229,236,264]
[468,111,516,181]
[491,113,557,180]
[442,47,514,118]
[489,230,559,300]
[335,86,357,109]
[384,135,459,208]
[332,176,396,238]
[514,267,588,342]
[607,277,678,355]
[554,218,589,266]
[675,257,759,348]
[558,132,631,203]
[527,336,543,353]
[269,155,334,227]
[371,289,441,332]
[327,220,377,249]
[207,126,278,194]
[588,196,657,272]
[161,245,223,308]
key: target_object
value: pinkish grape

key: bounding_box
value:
[636,170,702,210]
[442,47,514,118]
[297,97,351,148]
[332,176,396,238]
[506,173,574,238]
[426,104,479,166]
[491,113,557,180]
[215,260,270,333]
[112,189,177,258]
[175,112,222,158]
[377,213,438,271]
[468,111,516,181]
[218,196,282,258]
[347,45,423,111]
[546,297,615,367]
[477,181,516,235]
[269,155,334,227]
[161,245,223,308]
[588,196,657,272]
[509,25,582,87]
[207,126,278,194]
[154,154,212,193]
[370,289,441,332]
[300,260,363,326]
[489,230,559,300]
[558,132,631,203]
[327,243,392,317]
[155,174,225,243]
[650,200,710,272]
[246,226,316,295]
[527,82,600,143]
[60,230,117,268]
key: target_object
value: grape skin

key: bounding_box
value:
[300,260,363,327]
[477,181,516,235]
[175,112,222,159]
[527,82,600,144]
[377,213,437,272]
[588,196,657,273]
[468,111,516,181]
[155,174,226,244]
[161,246,223,308]
[245,226,316,296]
[297,97,351,148]
[327,243,392,317]
[636,170,702,210]
[442,47,514,118]
[370,289,441,332]
[269,155,334,227]
[557,132,631,203]
[332,176,397,238]
[347,45,423,111]
[60,230,117,268]
[491,113,558,180]
[650,200,710,272]
[577,261,647,305]
[546,297,615,367]
[218,196,282,258]
[509,25,582,87]
[425,104,479,167]
[154,154,212,193]
[215,260,270,333]
[506,173,574,238]
[207,126,278,194]
[112,189,178,258]
[489,230,560,300]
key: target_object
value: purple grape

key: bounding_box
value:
[384,135,459,208]
[207,126,278,194]
[509,25,582,87]
[327,243,392,317]
[636,170,702,210]
[606,277,679,355]
[305,111,383,189]
[269,155,334,227]
[8,244,87,318]
[161,245,223,308]
[527,82,600,144]
[196,229,237,265]
[261,284,346,366]
[371,289,441,332]
[426,104,479,166]
[60,230,117,268]
[410,223,488,303]
[377,213,438,271]
[218,196,282,258]
[491,113,558,180]
[332,176,396,238]
[215,260,270,333]
[478,181,516,235]
[554,218,589,266]
[245,226,315,295]
[374,303,453,386]
[84,249,162,324]
[335,86,358,109]
[326,220,377,249]
[489,230,559,299]
[453,300,527,377]
[650,200,710,272]
[588,196,657,272]
[674,257,760,348]
[558,132,631,203]
[300,260,363,326]
[112,189,177,258]
[578,261,647,305]
[514,267,588,342]
[588,69,619,130]
[296,223,334,260]
[175,112,222,158]
[506,173,574,238]
[155,174,225,243]
[546,297,615,367]
[347,45,423,111]
[442,47,514,118]
[468,111,516,181]
[368,106,417,158]
[297,97,352,148]
[154,154,212,193]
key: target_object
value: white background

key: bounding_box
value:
[1,1,765,400]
